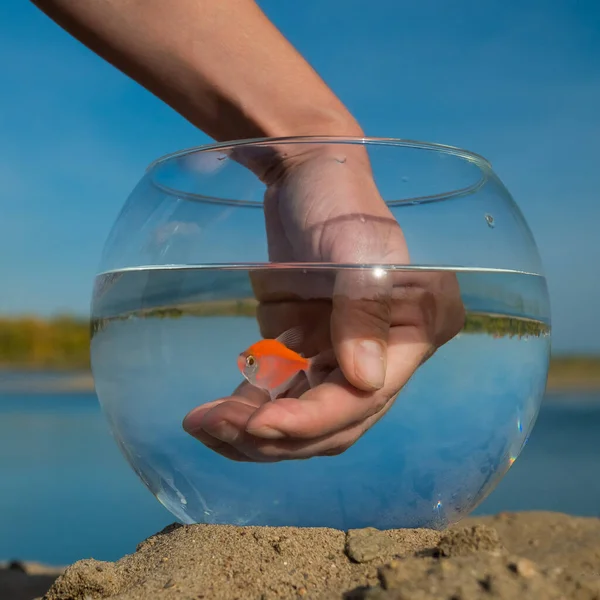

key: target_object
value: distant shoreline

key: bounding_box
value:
[1,369,599,397]
[0,372,95,394]
[1,310,599,396]
[2,310,551,371]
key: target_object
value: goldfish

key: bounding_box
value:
[237,326,328,400]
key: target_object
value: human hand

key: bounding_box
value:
[182,142,466,461]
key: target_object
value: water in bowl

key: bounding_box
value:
[90,265,550,530]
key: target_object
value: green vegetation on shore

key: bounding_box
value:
[1,310,598,390]
[546,355,600,391]
[461,313,550,338]
[0,316,90,369]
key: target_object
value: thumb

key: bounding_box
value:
[330,267,393,391]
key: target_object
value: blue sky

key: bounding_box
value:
[0,0,598,353]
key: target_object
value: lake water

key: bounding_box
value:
[1,390,599,566]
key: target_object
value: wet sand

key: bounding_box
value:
[7,511,600,600]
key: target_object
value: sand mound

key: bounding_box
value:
[34,512,600,600]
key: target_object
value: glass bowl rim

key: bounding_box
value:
[146,135,493,172]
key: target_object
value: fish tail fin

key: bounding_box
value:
[305,350,337,389]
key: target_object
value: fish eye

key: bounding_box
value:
[246,355,255,367]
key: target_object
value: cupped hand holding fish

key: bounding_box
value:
[183,144,466,461]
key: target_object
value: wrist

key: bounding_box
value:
[230,110,366,183]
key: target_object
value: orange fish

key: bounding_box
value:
[237,327,326,400]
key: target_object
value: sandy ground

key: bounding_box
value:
[4,511,600,600]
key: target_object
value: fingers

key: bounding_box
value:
[181,324,432,462]
[388,271,466,347]
[188,399,272,462]
[181,381,268,435]
[330,268,393,391]
[245,325,432,440]
[182,328,429,462]
[183,270,464,462]
[184,388,397,463]
[427,271,466,346]
[195,413,370,462]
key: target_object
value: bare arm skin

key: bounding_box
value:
[31,0,362,141]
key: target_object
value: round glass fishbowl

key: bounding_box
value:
[90,137,551,530]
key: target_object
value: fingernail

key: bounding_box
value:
[245,425,286,440]
[355,340,386,389]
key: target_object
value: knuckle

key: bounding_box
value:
[319,440,354,456]
[359,295,392,322]
[334,295,391,337]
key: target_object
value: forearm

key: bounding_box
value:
[31,0,362,141]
